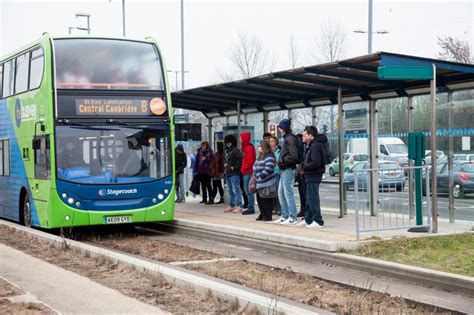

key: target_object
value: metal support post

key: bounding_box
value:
[237,101,241,148]
[369,99,378,216]
[368,0,373,53]
[337,87,346,217]
[311,107,317,126]
[447,92,455,223]
[407,97,414,219]
[207,118,213,144]
[430,64,438,233]
[180,0,185,90]
[122,0,126,36]
[263,111,269,133]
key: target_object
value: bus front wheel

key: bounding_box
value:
[20,192,32,228]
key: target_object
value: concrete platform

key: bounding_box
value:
[0,244,167,314]
[174,198,473,251]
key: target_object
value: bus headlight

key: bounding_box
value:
[152,198,158,203]
[164,189,169,194]
[62,193,67,198]
[158,194,164,200]
[67,198,74,204]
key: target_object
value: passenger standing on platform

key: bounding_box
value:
[193,141,214,204]
[254,140,277,221]
[274,119,299,225]
[210,142,225,204]
[297,126,326,228]
[263,132,272,142]
[270,136,281,216]
[295,133,307,218]
[223,135,243,213]
[175,144,187,203]
[239,132,256,215]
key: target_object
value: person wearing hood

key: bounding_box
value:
[297,126,326,228]
[274,119,299,225]
[175,144,187,203]
[239,132,256,215]
[193,141,214,204]
[223,135,243,213]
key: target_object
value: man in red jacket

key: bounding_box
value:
[236,132,256,214]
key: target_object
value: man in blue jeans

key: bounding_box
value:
[297,126,326,228]
[223,135,243,213]
[274,119,299,225]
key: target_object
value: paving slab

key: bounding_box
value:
[0,244,167,314]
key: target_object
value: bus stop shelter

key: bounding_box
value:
[171,52,474,233]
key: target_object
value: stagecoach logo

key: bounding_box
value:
[98,188,138,197]
[15,99,37,127]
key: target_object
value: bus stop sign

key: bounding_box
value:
[378,66,434,80]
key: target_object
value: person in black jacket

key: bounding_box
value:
[297,126,326,228]
[223,135,243,213]
[175,144,187,203]
[274,119,299,225]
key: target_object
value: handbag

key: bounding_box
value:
[258,185,278,198]
[190,176,200,195]
[248,175,257,194]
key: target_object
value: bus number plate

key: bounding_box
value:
[104,216,132,224]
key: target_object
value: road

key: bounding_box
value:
[308,176,474,221]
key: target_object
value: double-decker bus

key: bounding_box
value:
[0,35,175,228]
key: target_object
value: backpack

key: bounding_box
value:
[295,135,305,164]
[320,141,334,166]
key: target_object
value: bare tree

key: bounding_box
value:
[228,33,274,79]
[314,19,347,63]
[437,36,473,64]
[309,20,348,134]
[288,33,302,68]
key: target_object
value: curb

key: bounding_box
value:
[172,218,358,252]
[0,220,331,315]
[160,220,474,297]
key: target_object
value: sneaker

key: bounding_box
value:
[273,218,285,224]
[307,222,324,229]
[281,218,297,225]
[224,206,235,213]
[242,210,255,215]
[296,220,308,227]
[232,207,243,214]
[206,200,214,205]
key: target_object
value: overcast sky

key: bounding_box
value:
[1,0,472,90]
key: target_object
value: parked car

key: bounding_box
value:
[346,137,408,167]
[423,161,474,199]
[423,150,446,165]
[454,154,474,162]
[344,161,406,191]
[328,153,368,176]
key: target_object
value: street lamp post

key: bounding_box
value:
[167,70,189,91]
[180,0,185,90]
[353,29,389,54]
[68,13,91,34]
[109,0,126,36]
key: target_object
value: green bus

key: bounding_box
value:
[0,35,175,228]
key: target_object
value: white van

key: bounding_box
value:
[347,137,409,166]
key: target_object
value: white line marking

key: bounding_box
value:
[169,257,240,266]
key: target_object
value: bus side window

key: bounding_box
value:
[33,136,51,179]
[2,59,14,98]
[0,139,10,176]
[0,64,3,98]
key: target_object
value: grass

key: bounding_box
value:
[346,233,474,277]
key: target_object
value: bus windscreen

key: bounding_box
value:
[54,39,164,90]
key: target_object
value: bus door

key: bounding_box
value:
[32,135,51,219]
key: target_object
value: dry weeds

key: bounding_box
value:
[0,226,257,314]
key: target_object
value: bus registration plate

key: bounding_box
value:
[104,216,132,224]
